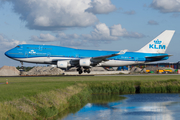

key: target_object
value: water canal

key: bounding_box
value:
[62,94,180,120]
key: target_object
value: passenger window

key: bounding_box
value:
[16,46,20,48]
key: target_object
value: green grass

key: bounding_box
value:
[0,75,180,119]
[0,75,180,102]
[89,81,136,94]
[0,77,75,102]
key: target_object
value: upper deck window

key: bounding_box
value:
[43,48,52,50]
[27,47,38,49]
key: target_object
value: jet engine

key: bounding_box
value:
[79,58,91,67]
[57,61,70,68]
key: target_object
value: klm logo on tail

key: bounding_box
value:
[149,39,166,49]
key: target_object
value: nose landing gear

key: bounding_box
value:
[20,62,24,75]
[20,61,24,69]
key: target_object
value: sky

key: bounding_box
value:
[0,0,180,67]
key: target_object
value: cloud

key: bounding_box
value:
[56,33,79,40]
[0,34,26,51]
[110,24,144,38]
[55,33,86,47]
[124,10,136,15]
[148,20,159,25]
[82,23,144,41]
[123,32,145,38]
[31,34,56,42]
[82,23,118,41]
[60,40,88,47]
[31,23,144,47]
[30,32,86,47]
[1,0,116,31]
[151,0,180,13]
[85,0,116,14]
[2,0,98,30]
[110,24,128,36]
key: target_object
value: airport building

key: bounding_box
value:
[118,61,180,73]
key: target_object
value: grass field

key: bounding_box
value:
[0,75,180,119]
[0,75,180,102]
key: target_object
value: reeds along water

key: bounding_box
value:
[68,88,92,107]
[67,80,180,111]
[88,79,180,94]
[140,79,180,93]
[90,94,126,104]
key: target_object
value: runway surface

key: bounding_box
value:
[0,73,180,77]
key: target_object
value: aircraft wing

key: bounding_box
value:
[91,49,128,61]
[54,49,128,67]
[71,49,128,66]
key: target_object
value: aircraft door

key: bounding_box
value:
[76,54,79,58]
[39,46,43,51]
[135,57,138,63]
[44,52,51,63]
[25,52,28,58]
[47,52,51,58]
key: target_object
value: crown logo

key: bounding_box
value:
[29,50,36,54]
[154,39,162,44]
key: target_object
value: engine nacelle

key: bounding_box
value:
[57,61,69,68]
[79,59,91,67]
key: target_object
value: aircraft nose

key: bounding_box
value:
[5,50,10,57]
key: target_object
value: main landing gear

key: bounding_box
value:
[77,67,91,74]
[20,62,24,75]
[77,67,83,74]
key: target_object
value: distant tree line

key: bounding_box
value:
[16,66,34,72]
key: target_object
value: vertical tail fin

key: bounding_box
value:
[137,30,175,53]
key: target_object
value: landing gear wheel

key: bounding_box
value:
[20,61,24,69]
[79,70,83,74]
[20,61,24,75]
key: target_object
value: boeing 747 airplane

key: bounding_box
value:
[5,30,175,74]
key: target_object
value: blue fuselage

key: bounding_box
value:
[5,44,169,67]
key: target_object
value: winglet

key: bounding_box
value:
[118,49,128,55]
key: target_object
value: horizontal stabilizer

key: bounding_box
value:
[145,55,172,59]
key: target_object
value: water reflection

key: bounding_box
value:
[62,94,180,120]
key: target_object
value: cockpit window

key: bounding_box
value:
[16,46,20,48]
